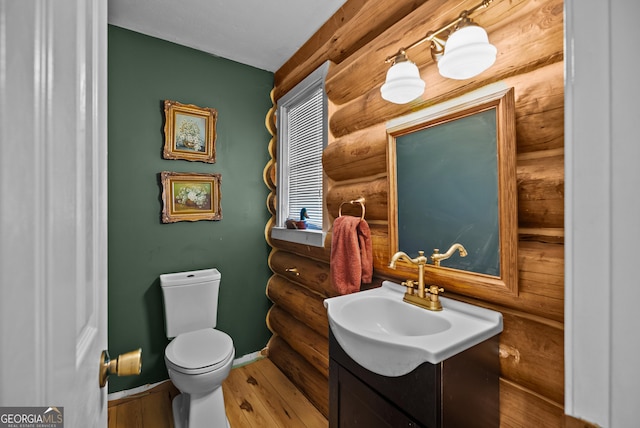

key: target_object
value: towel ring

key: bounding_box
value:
[338,197,366,221]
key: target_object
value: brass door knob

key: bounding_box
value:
[99,348,142,388]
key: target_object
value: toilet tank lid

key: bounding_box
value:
[160,268,220,287]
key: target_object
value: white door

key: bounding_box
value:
[0,0,109,426]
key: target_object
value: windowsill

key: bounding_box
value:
[271,227,326,248]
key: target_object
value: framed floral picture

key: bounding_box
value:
[163,100,217,163]
[161,171,222,223]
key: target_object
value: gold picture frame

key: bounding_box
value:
[161,171,222,223]
[163,100,217,163]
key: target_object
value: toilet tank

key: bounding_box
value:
[160,268,221,338]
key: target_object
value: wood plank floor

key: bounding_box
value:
[108,358,327,427]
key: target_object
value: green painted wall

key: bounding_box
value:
[107,26,274,393]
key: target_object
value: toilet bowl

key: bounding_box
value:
[165,329,234,428]
[160,268,235,428]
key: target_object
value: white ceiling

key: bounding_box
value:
[108,0,347,73]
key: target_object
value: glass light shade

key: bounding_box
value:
[380,60,425,104]
[438,25,497,80]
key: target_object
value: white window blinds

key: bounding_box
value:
[286,86,324,227]
[274,61,329,246]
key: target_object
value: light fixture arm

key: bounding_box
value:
[384,0,493,64]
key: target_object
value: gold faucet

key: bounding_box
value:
[430,243,468,266]
[389,250,444,311]
[389,251,428,298]
[389,243,468,311]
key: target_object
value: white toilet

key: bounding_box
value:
[160,268,235,428]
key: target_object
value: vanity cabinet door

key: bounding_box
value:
[328,331,499,428]
[329,332,438,427]
[330,360,422,427]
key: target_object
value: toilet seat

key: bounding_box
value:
[165,328,234,375]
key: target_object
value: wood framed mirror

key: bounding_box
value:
[387,86,517,296]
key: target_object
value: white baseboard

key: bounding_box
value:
[108,380,170,401]
[107,350,265,401]
[232,350,264,368]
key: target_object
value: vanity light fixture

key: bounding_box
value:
[380,0,497,104]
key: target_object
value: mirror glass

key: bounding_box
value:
[387,87,518,295]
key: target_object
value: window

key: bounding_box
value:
[272,62,329,247]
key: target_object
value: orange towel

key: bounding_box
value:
[330,216,373,294]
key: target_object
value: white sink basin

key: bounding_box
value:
[324,281,503,377]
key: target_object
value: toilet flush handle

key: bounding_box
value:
[99,348,142,388]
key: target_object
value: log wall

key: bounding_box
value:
[264,0,566,425]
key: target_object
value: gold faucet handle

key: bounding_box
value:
[428,285,444,295]
[402,279,416,295]
[402,279,416,288]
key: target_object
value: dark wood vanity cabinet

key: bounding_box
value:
[329,331,500,428]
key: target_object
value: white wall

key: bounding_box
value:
[565,0,640,426]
